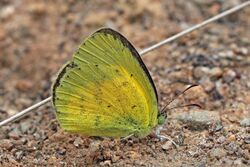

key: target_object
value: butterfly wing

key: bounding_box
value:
[52,28,158,138]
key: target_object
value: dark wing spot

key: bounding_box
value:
[122,81,129,86]
[127,117,137,126]
[131,105,137,109]
[95,64,98,67]
[130,74,133,77]
[107,105,111,108]
[115,69,119,73]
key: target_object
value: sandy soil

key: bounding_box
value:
[0,0,250,166]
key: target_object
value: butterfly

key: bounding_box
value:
[51,28,166,138]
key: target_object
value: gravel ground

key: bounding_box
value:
[0,0,250,166]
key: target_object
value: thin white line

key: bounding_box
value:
[0,97,52,127]
[0,1,249,127]
[139,1,250,55]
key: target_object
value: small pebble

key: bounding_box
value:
[89,140,101,152]
[243,149,250,160]
[210,148,227,159]
[233,159,242,165]
[228,135,236,142]
[240,118,250,127]
[217,136,226,144]
[15,150,24,160]
[244,137,250,144]
[174,110,221,130]
[100,160,111,166]
[226,142,238,154]
[73,137,83,147]
[162,141,173,151]
[0,5,15,19]
[194,67,222,79]
[199,77,215,92]
[58,148,66,155]
[223,69,236,83]
[20,122,31,133]
[0,139,13,150]
[127,151,141,159]
[8,128,21,139]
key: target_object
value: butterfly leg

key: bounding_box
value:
[155,126,179,148]
[121,134,134,141]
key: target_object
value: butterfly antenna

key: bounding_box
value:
[163,103,202,113]
[159,84,198,115]
[0,2,249,127]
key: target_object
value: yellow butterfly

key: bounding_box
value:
[52,28,163,138]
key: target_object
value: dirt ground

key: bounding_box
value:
[0,0,250,166]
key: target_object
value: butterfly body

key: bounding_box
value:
[52,28,159,138]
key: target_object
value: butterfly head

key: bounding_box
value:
[157,114,166,125]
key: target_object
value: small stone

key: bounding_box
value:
[213,122,223,132]
[188,149,199,157]
[209,67,223,79]
[58,148,66,155]
[73,137,83,147]
[15,150,24,161]
[194,67,210,79]
[194,67,222,79]
[111,155,120,163]
[198,162,206,167]
[35,151,43,160]
[199,77,215,92]
[243,150,250,160]
[8,128,21,139]
[244,137,250,144]
[223,69,236,83]
[222,157,234,165]
[33,132,41,140]
[233,159,242,165]
[226,142,238,154]
[0,5,15,19]
[217,136,226,144]
[89,140,101,152]
[127,151,141,159]
[174,110,221,130]
[28,3,47,16]
[210,148,227,159]
[0,139,13,150]
[20,122,31,133]
[15,80,33,91]
[100,160,111,166]
[228,135,236,142]
[240,118,250,127]
[162,141,173,151]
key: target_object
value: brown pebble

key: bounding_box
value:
[15,80,33,91]
[0,139,13,150]
[162,141,173,151]
[228,135,236,142]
